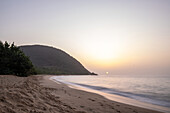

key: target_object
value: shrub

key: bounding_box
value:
[0,41,36,76]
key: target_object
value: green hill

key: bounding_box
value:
[20,45,94,75]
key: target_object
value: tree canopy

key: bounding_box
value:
[0,41,36,76]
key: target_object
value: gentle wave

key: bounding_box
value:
[73,83,170,107]
[51,75,170,109]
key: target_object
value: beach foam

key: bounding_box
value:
[51,75,170,113]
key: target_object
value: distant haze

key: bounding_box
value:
[0,0,170,75]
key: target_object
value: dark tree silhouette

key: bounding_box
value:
[0,41,36,76]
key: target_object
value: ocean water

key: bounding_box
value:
[51,75,170,111]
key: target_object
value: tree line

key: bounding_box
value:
[0,41,36,76]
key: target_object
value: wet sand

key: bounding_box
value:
[0,75,164,113]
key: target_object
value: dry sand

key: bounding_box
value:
[0,75,164,113]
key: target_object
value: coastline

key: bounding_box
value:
[44,75,165,113]
[0,75,165,113]
[50,76,170,113]
[49,76,170,113]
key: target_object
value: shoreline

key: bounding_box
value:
[50,76,170,113]
[42,75,165,113]
[0,75,166,113]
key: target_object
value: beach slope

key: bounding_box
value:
[0,75,163,113]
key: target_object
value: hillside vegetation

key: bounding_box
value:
[20,45,94,75]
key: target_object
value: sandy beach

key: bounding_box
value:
[0,75,164,113]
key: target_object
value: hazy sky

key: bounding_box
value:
[0,0,170,75]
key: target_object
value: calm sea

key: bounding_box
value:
[51,75,170,111]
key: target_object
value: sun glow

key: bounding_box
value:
[76,28,131,68]
[83,37,126,66]
[90,41,116,60]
